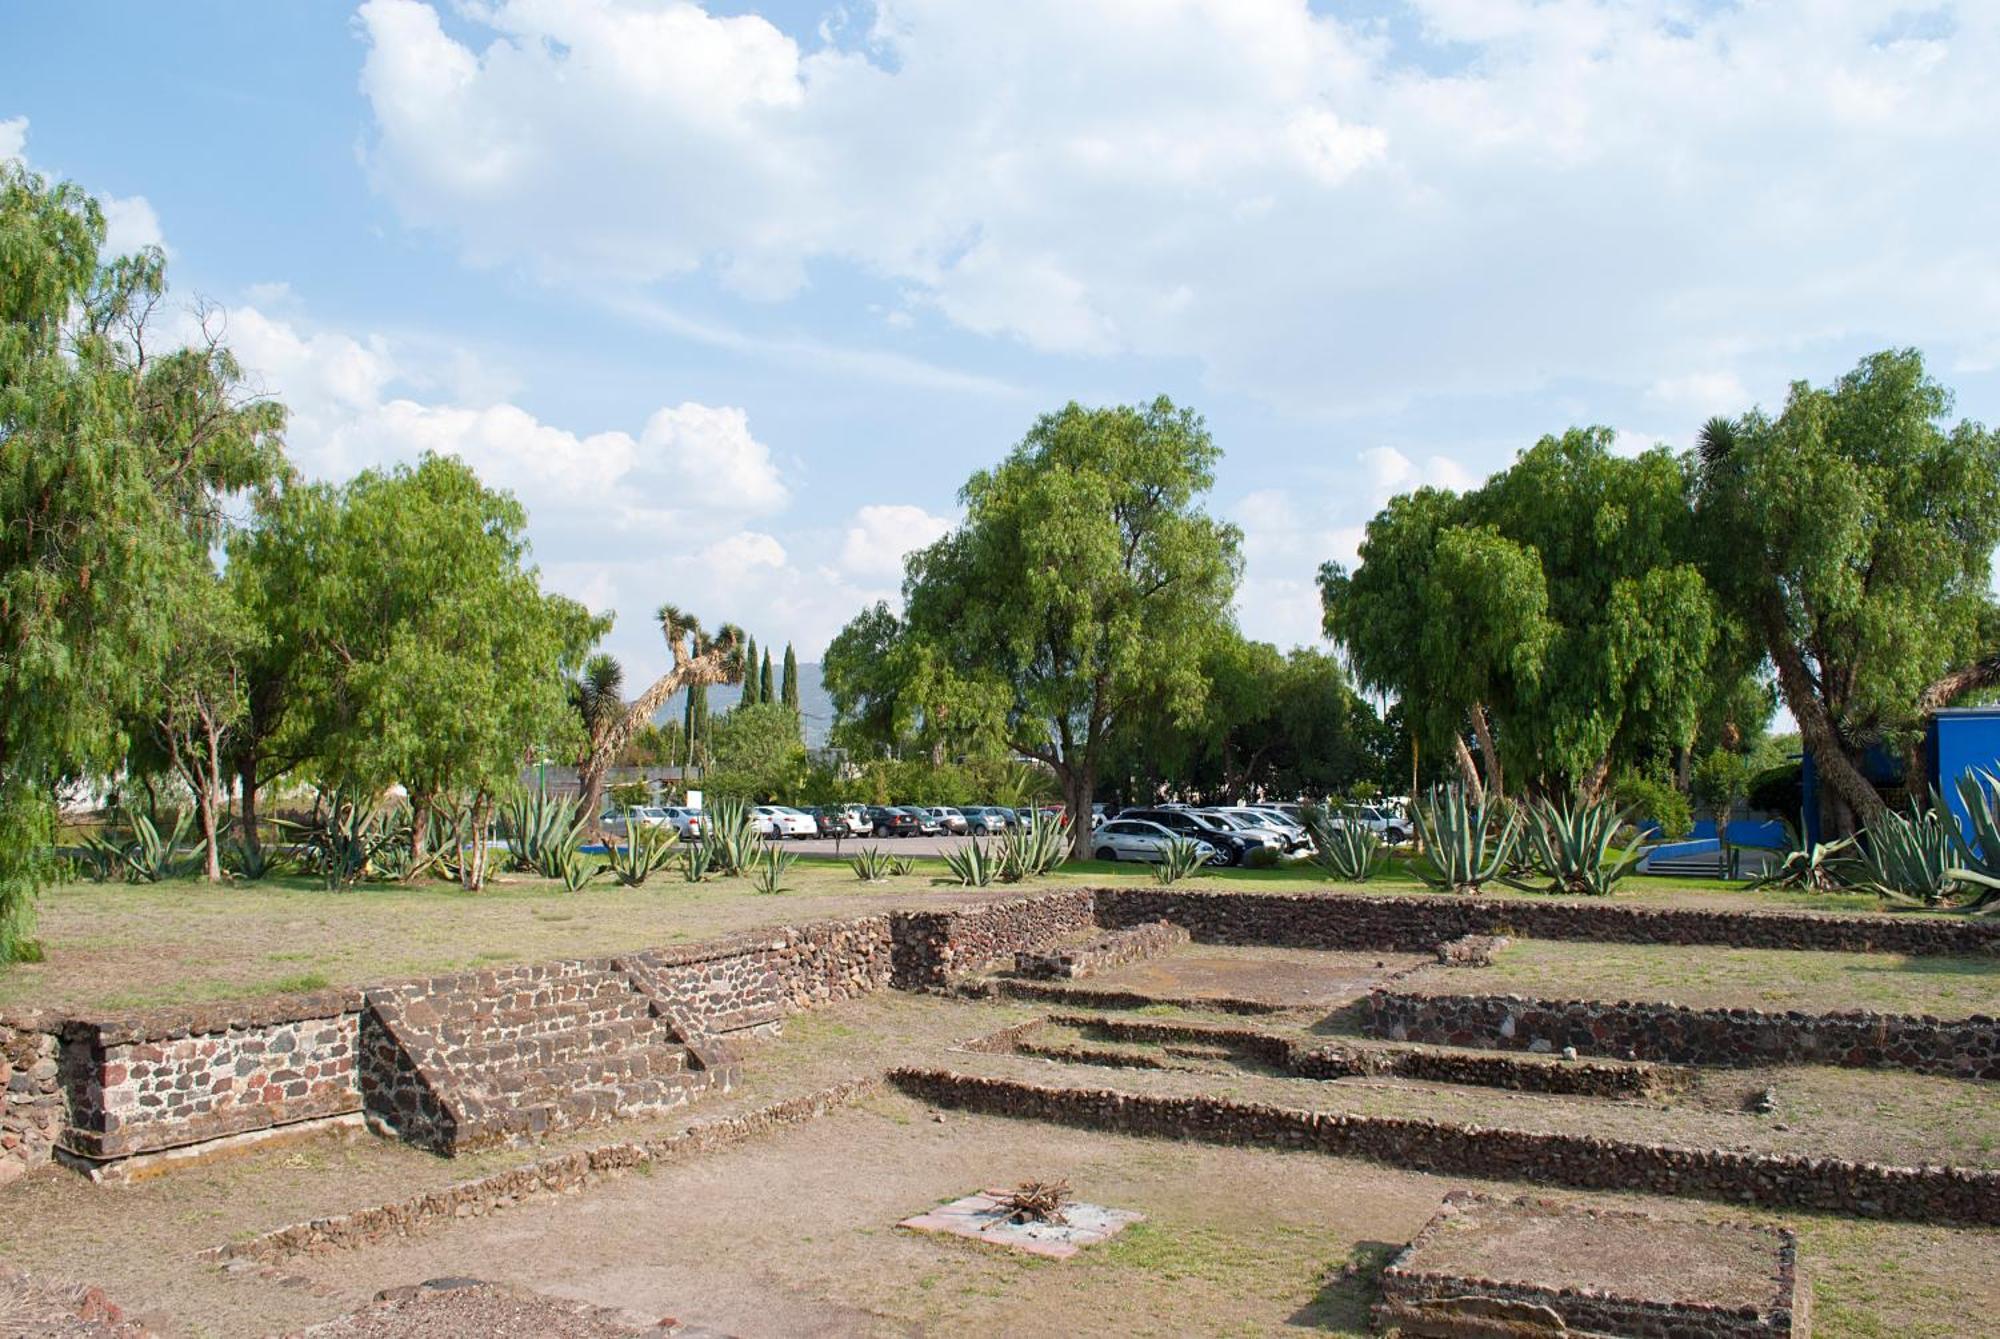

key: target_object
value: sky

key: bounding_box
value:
[5,0,1998,687]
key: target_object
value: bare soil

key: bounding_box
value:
[1075,946,1427,1009]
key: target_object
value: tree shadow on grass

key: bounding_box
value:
[1286,1240,1399,1332]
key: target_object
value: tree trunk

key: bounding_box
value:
[1450,734,1484,804]
[237,756,261,860]
[199,771,222,882]
[1761,602,1884,831]
[1578,751,1614,804]
[1064,764,1096,862]
[409,790,432,865]
[1469,702,1504,800]
[459,793,490,891]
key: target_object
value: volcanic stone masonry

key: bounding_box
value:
[1013,919,1190,980]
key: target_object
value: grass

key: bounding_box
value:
[0,850,1968,1015]
[1414,938,2000,1016]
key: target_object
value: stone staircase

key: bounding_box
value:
[362,960,732,1154]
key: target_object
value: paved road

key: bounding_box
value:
[780,833,997,859]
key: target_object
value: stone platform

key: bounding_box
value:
[1377,1193,1806,1338]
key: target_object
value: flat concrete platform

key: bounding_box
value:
[1380,1192,1806,1338]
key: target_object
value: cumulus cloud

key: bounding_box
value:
[352,0,2000,412]
[837,503,951,580]
[2,118,168,257]
[0,117,25,161]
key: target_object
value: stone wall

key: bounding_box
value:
[889,1067,2000,1225]
[623,916,894,1036]
[1092,887,2000,957]
[0,1013,63,1184]
[890,890,1096,989]
[1364,989,2000,1079]
[56,993,363,1163]
[1014,920,1189,980]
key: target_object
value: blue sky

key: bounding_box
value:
[6,1,1997,686]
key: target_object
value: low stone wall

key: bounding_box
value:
[1014,920,1189,980]
[1091,887,2000,957]
[624,916,894,1035]
[1365,990,2000,1079]
[889,1067,2000,1225]
[207,1078,881,1263]
[890,890,1096,989]
[0,1014,63,1184]
[56,993,364,1163]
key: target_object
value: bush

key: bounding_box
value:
[1611,772,1693,840]
[1242,844,1281,870]
[1747,760,1803,820]
[608,780,653,810]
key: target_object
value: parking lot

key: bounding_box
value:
[782,832,989,859]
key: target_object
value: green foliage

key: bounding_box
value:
[111,809,204,883]
[941,836,999,887]
[1611,771,1694,840]
[296,792,397,891]
[850,846,897,883]
[704,701,805,801]
[1518,795,1644,896]
[500,788,587,877]
[1303,808,1382,882]
[608,780,652,810]
[1694,351,2000,824]
[1152,837,1211,885]
[678,842,714,883]
[1853,805,1959,907]
[222,831,290,882]
[748,845,796,895]
[699,796,765,876]
[997,814,1071,882]
[1750,813,1855,892]
[781,644,799,712]
[1943,770,2000,911]
[829,397,1242,855]
[742,636,761,705]
[887,854,916,878]
[605,820,677,887]
[1412,784,1519,892]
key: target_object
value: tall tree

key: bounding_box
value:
[574,606,743,825]
[829,397,1241,855]
[742,636,761,706]
[705,700,805,801]
[1,163,285,951]
[684,680,709,772]
[781,644,800,713]
[1694,350,2000,832]
[760,648,775,713]
[567,652,625,824]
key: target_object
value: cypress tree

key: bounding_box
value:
[781,643,800,713]
[742,636,759,706]
[761,649,776,710]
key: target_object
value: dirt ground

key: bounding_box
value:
[1400,937,2000,1016]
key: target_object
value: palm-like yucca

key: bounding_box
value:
[1152,837,1210,885]
[1412,783,1519,892]
[570,652,626,745]
[1303,806,1382,883]
[1519,794,1644,896]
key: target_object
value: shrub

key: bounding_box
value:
[1519,794,1643,896]
[1610,772,1693,840]
[297,793,396,891]
[1412,783,1518,892]
[1747,760,1804,820]
[1242,844,1281,870]
[608,780,653,810]
[1750,811,1855,892]
[1152,837,1210,885]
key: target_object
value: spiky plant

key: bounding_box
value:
[942,836,999,887]
[678,842,714,883]
[544,829,603,892]
[1152,837,1211,885]
[500,786,584,875]
[1412,783,1519,893]
[115,809,203,883]
[1518,794,1644,896]
[1749,811,1855,892]
[1943,769,2000,912]
[749,845,796,895]
[700,796,765,875]
[1853,804,1960,907]
[888,854,916,878]
[997,813,1070,882]
[297,791,396,890]
[850,846,895,883]
[1303,807,1381,882]
[605,818,678,887]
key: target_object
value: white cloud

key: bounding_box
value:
[837,503,951,580]
[1,117,168,257]
[353,0,2000,413]
[0,117,25,162]
[701,530,788,570]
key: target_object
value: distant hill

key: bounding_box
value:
[651,660,837,747]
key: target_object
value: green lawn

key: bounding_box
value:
[0,852,1959,1015]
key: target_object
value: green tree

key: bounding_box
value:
[705,700,805,801]
[1694,350,2000,832]
[741,636,761,705]
[760,649,775,711]
[1,164,285,952]
[781,643,799,713]
[829,397,1241,855]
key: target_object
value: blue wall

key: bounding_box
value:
[1931,707,2000,842]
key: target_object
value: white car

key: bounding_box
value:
[959,806,1010,835]
[753,805,818,839]
[1223,806,1313,851]
[927,806,971,835]
[652,805,704,840]
[1196,809,1289,854]
[1336,804,1412,844]
[1091,818,1218,864]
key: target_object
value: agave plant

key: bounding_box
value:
[499,786,585,875]
[1411,783,1519,893]
[222,830,292,882]
[1152,837,1211,885]
[1852,803,1960,907]
[1517,794,1644,896]
[113,809,204,883]
[749,845,797,895]
[297,791,397,890]
[700,796,766,876]
[850,846,896,883]
[543,829,603,892]
[997,813,1070,883]
[942,836,999,887]
[1303,807,1381,883]
[1749,811,1855,892]
[678,841,714,883]
[1943,769,2000,912]
[887,854,916,878]
[605,818,678,887]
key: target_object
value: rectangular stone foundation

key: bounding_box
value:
[1013,920,1190,981]
[1377,1193,1807,1338]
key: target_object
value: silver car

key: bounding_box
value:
[1091,818,1218,864]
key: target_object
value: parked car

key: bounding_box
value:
[1220,806,1313,852]
[1091,818,1218,864]
[752,805,817,839]
[599,805,680,839]
[1119,807,1255,866]
[652,805,703,841]
[959,806,1011,835]
[897,805,943,836]
[866,805,922,838]
[927,806,971,835]
[1195,809,1289,856]
[1335,803,1413,844]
